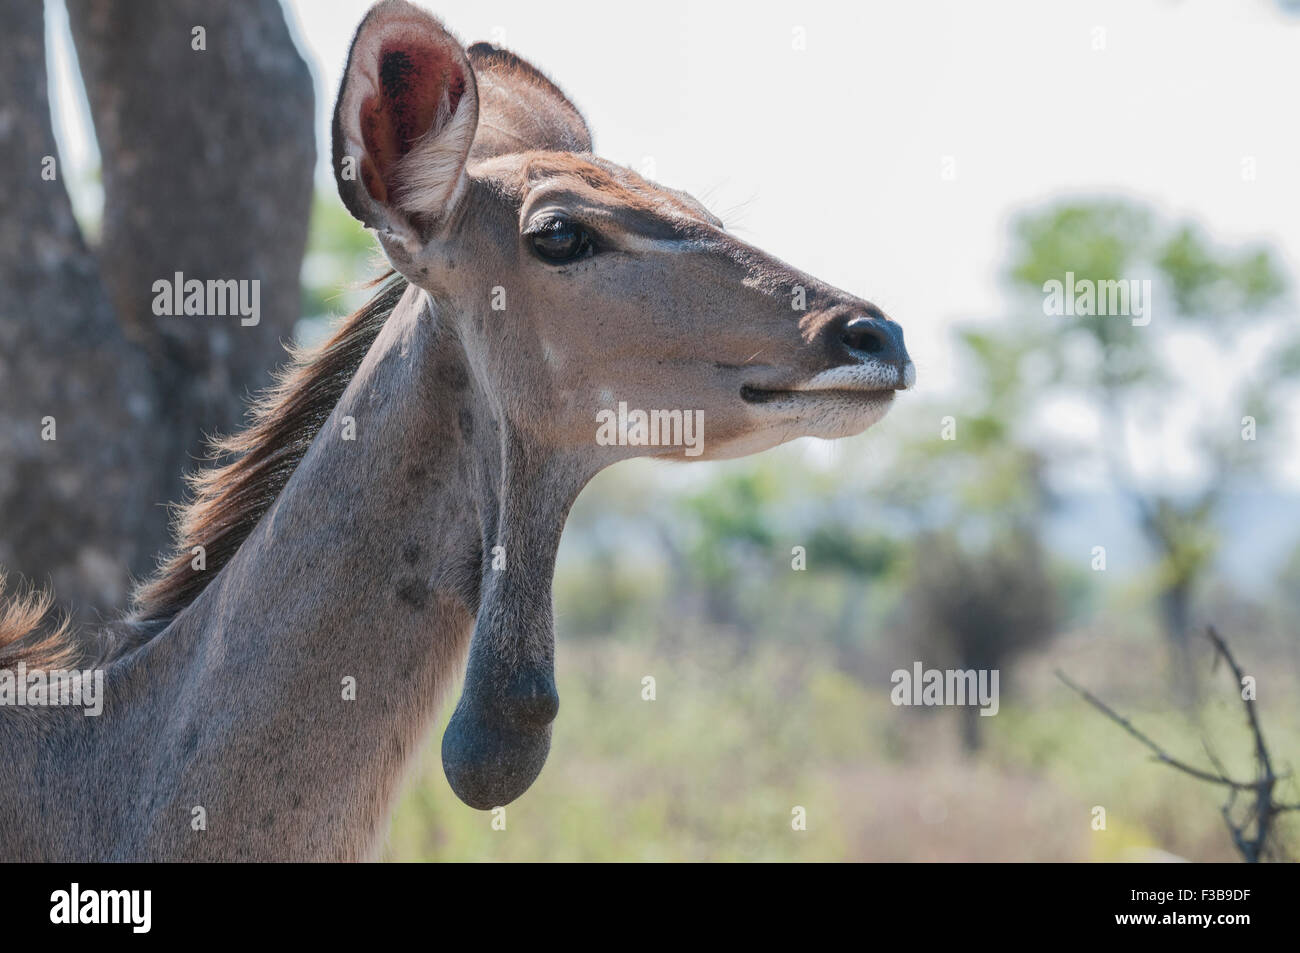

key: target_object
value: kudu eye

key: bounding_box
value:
[530,219,594,264]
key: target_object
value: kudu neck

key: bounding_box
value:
[192,283,589,657]
[125,287,585,856]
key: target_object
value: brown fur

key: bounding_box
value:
[0,572,76,670]
[467,42,592,159]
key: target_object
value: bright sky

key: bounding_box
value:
[46,0,1300,487]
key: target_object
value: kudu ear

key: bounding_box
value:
[331,0,478,247]
[465,43,592,159]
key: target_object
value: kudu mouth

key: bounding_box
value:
[740,359,916,404]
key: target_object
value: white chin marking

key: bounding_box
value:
[794,358,913,393]
[749,389,896,440]
[742,358,913,445]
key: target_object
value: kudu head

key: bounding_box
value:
[332,0,913,809]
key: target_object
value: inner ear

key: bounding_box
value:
[361,42,468,207]
[332,2,479,234]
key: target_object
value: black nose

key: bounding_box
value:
[838,314,908,365]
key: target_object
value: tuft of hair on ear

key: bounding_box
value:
[389,70,473,215]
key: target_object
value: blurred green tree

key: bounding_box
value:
[298,190,381,338]
[1006,200,1295,697]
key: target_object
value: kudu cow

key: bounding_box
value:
[0,0,912,860]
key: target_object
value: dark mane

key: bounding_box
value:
[0,273,408,670]
[0,275,409,671]
[0,573,76,671]
[131,275,409,623]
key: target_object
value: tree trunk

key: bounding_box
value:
[959,704,983,754]
[1159,578,1199,704]
[0,0,313,618]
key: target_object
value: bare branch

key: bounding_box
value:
[1205,626,1272,778]
[1054,668,1242,789]
[1058,626,1298,862]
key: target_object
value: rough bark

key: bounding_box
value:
[0,0,314,618]
[0,0,166,612]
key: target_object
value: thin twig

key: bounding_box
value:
[1058,626,1298,862]
[1054,669,1243,788]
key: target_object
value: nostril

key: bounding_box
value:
[840,317,887,356]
